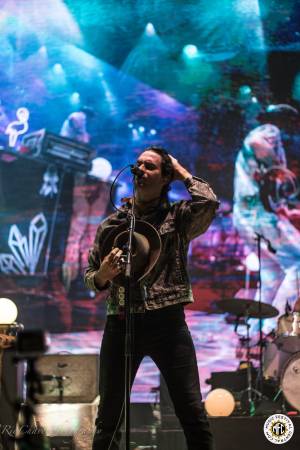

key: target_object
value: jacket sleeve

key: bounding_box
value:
[84,222,110,292]
[176,176,219,241]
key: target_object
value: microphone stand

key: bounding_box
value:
[255,232,264,397]
[254,232,276,397]
[124,178,137,450]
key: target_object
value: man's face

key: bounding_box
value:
[135,150,169,201]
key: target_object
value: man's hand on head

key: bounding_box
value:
[168,154,192,182]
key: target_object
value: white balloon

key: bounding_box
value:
[205,388,235,417]
[0,297,18,324]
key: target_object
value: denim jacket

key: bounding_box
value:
[84,176,219,314]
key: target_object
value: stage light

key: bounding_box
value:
[138,126,145,133]
[183,45,198,59]
[38,46,47,57]
[205,388,235,417]
[150,129,157,135]
[235,0,265,50]
[53,63,64,75]
[235,0,260,15]
[98,75,117,111]
[145,23,156,37]
[239,85,252,96]
[88,157,112,182]
[70,92,80,105]
[132,129,139,140]
[128,123,133,128]
[0,298,18,324]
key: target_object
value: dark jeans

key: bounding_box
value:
[93,305,214,450]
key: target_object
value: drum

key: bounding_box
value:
[281,352,300,411]
[277,312,300,335]
[276,312,300,353]
[263,342,290,380]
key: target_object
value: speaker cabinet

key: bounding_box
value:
[36,400,98,450]
[35,354,99,403]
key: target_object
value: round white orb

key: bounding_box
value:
[88,157,112,181]
[0,297,18,324]
[204,388,235,417]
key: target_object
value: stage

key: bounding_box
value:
[1,1,300,449]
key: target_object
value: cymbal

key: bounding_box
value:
[214,298,279,319]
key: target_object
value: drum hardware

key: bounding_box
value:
[262,306,300,412]
[214,298,279,319]
[266,308,300,412]
[239,316,264,415]
[215,297,279,415]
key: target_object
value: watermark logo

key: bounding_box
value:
[264,414,294,445]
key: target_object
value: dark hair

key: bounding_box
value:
[143,145,174,199]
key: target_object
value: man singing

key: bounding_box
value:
[85,146,219,450]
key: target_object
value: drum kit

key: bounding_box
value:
[214,297,300,413]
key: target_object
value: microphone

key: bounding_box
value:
[266,240,277,254]
[259,233,276,254]
[254,232,276,254]
[130,164,144,179]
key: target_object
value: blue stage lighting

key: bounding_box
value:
[183,45,198,58]
[70,92,80,105]
[239,85,252,96]
[53,63,64,75]
[145,23,156,36]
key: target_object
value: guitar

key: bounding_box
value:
[257,165,300,213]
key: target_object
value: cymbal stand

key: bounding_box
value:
[241,312,263,416]
[254,232,277,394]
[254,232,264,394]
